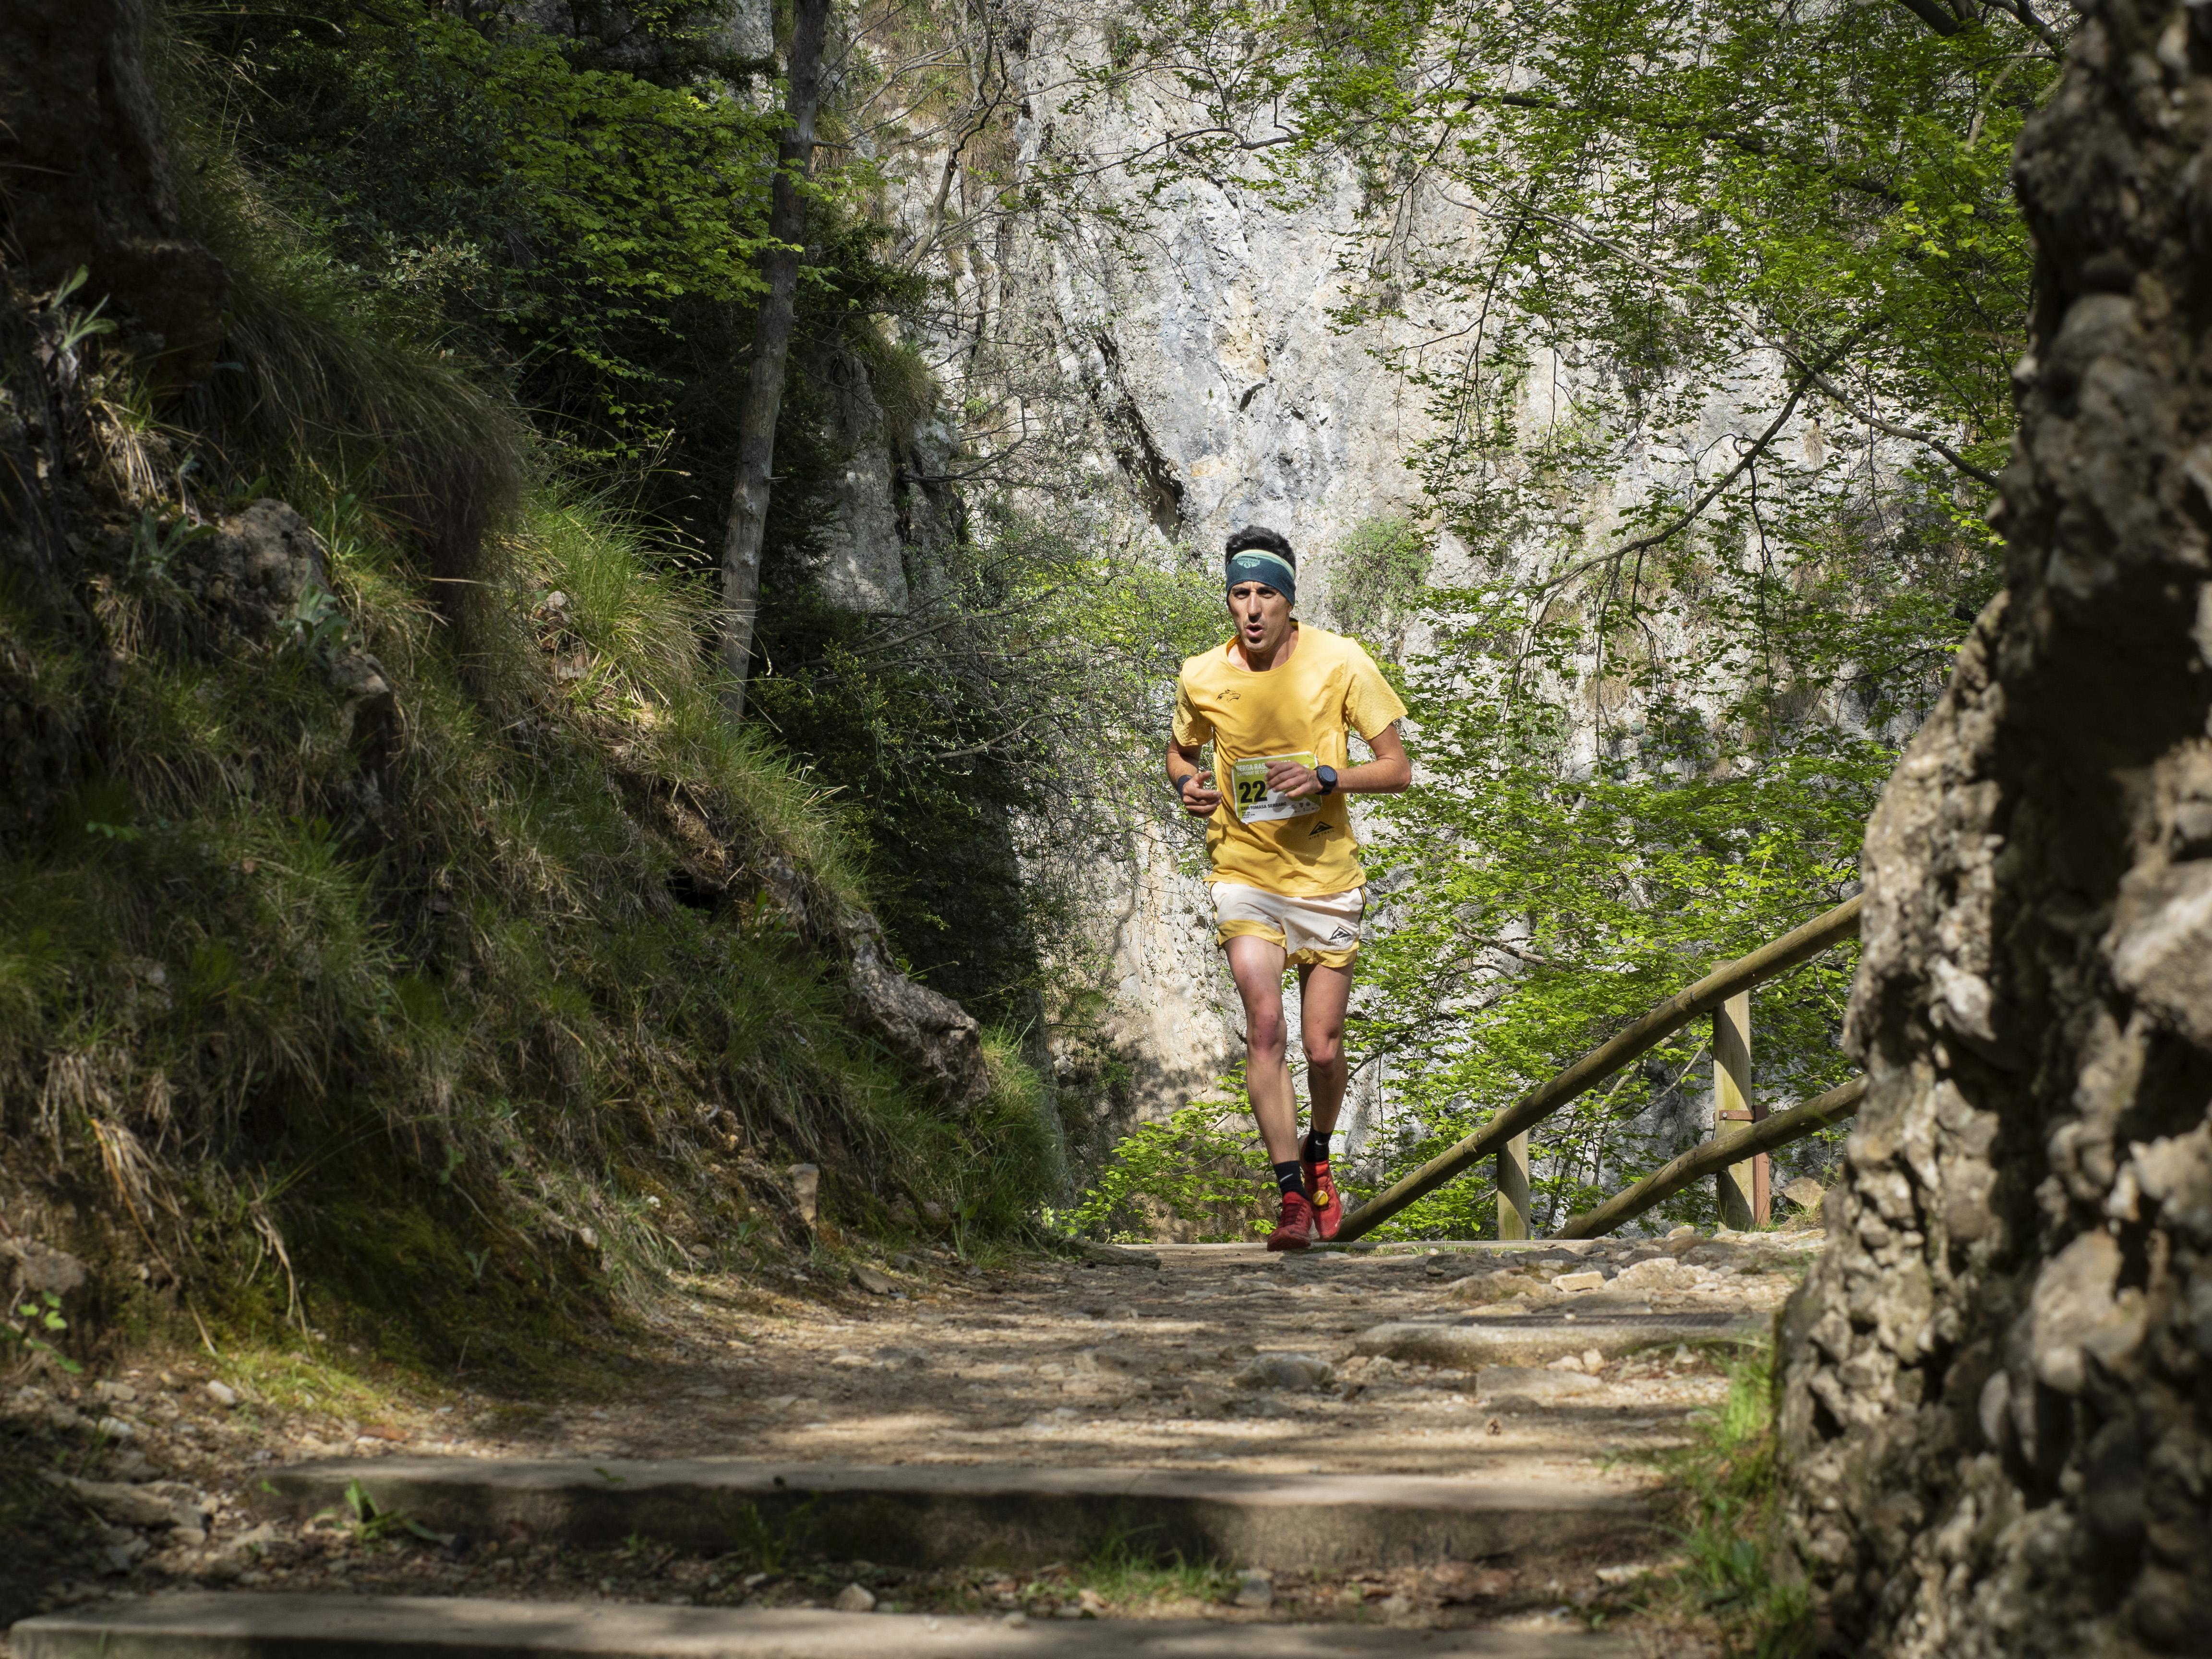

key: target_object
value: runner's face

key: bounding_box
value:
[1227,581,1291,653]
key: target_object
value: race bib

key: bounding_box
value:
[1231,752,1322,823]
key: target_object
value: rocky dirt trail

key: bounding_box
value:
[3,1227,1822,1657]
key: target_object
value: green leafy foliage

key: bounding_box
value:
[751,508,1226,1023]
[184,0,788,463]
[343,1478,453,1546]
[1059,1094,1272,1242]
[1319,515,1432,652]
[2,1291,81,1375]
[1344,509,1982,1233]
[1099,0,2055,505]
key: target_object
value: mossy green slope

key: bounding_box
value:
[0,251,1055,1380]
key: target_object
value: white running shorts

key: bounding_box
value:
[1211,882,1365,968]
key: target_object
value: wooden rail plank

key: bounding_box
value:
[1334,893,1863,1243]
[1554,1075,1867,1239]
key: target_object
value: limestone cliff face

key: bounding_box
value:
[833,10,1843,1139]
[839,16,1462,1119]
[1779,0,2212,1649]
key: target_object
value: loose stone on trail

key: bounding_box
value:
[1780,1176,1825,1214]
[1234,1569,1275,1609]
[1474,1367,1601,1405]
[1232,1354,1333,1391]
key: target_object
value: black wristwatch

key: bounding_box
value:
[1315,765,1338,795]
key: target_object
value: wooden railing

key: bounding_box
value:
[1334,893,1865,1243]
[1554,1075,1865,1238]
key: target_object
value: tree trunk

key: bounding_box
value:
[1779,0,2212,1652]
[718,0,831,715]
[0,0,227,390]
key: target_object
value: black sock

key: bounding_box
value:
[1302,1129,1333,1164]
[1272,1161,1306,1199]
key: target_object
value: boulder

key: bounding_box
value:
[2,1239,85,1297]
[836,913,988,1109]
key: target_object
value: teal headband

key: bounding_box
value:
[1226,549,1296,604]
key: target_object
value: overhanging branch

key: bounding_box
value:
[1788,361,2003,487]
[1528,373,1817,597]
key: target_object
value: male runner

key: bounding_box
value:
[1166,526,1411,1250]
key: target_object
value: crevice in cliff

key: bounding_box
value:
[1089,328,1185,540]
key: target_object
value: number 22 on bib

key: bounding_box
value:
[1231,753,1322,824]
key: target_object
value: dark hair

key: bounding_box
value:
[1225,525,1294,565]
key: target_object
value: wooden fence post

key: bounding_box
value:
[1714,991,1756,1230]
[1496,1132,1531,1239]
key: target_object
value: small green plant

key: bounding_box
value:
[1065,1524,1233,1607]
[343,1478,452,1546]
[1641,1343,1815,1658]
[3,1290,83,1375]
[279,586,350,661]
[1061,1093,1271,1243]
[712,1494,818,1574]
[1323,515,1432,650]
[44,266,119,356]
[125,509,212,591]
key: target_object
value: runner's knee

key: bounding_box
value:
[1304,1031,1343,1071]
[1247,1006,1288,1058]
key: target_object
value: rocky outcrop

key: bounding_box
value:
[1779,0,2212,1651]
[838,914,991,1110]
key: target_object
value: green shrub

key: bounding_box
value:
[1059,1092,1273,1244]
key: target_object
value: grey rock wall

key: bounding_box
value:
[815,348,912,614]
[1779,0,2212,1649]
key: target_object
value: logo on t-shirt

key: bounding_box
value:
[1307,818,1334,838]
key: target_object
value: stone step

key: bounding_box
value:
[255,1458,1654,1574]
[1356,1311,1767,1368]
[9,1592,1635,1657]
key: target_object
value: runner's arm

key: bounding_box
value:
[1342,721,1411,793]
[1165,740,1222,817]
[1263,721,1411,799]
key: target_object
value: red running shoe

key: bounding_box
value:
[1266,1190,1316,1251]
[1304,1155,1343,1241]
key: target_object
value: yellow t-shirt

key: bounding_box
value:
[1172,624,1408,896]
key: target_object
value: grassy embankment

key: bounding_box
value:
[0,135,1059,1397]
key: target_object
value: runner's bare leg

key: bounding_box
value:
[1296,960,1354,1135]
[1225,934,1299,1164]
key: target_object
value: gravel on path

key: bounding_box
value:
[3,1228,1822,1649]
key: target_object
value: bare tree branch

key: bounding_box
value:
[1789,362,2004,487]
[1528,374,1817,598]
[1892,0,1966,35]
[1977,0,2068,56]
